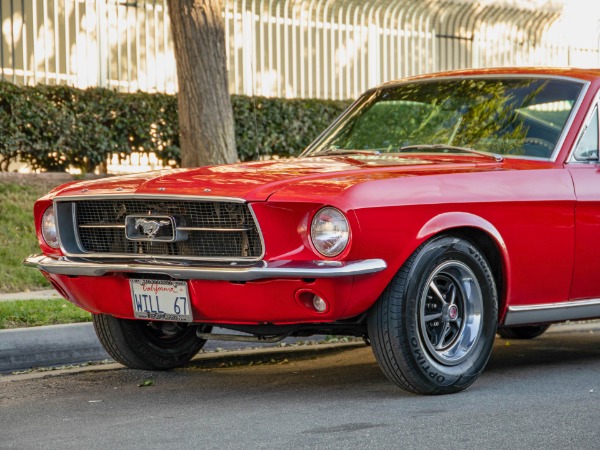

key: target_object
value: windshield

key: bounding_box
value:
[305,77,584,160]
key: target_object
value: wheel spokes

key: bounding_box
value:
[434,322,452,350]
[424,274,464,353]
[424,312,443,322]
[429,281,447,305]
[448,284,456,305]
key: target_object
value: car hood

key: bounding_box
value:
[51,154,512,202]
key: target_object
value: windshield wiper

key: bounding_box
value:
[311,148,381,157]
[398,144,503,162]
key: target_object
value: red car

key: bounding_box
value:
[26,67,600,395]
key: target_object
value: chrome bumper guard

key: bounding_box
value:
[24,254,387,282]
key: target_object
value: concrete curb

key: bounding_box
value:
[0,289,342,373]
[0,323,109,373]
[0,322,337,374]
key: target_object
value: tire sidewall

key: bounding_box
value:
[401,236,498,389]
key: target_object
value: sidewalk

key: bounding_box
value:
[0,289,62,302]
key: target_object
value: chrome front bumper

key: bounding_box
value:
[24,254,387,282]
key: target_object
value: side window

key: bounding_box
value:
[573,106,599,161]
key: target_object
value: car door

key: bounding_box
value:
[568,102,600,300]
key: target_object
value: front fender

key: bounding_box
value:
[417,212,511,321]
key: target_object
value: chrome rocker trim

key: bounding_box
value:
[504,298,600,326]
[24,254,387,282]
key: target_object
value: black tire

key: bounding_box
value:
[93,314,210,370]
[367,235,498,395]
[497,324,550,340]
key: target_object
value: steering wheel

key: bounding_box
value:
[522,137,555,157]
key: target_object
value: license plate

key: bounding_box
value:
[129,279,192,322]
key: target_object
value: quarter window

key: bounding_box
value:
[573,106,599,161]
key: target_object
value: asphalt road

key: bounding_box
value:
[2,325,600,449]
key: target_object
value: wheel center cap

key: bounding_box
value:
[448,304,459,321]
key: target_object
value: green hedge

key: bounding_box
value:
[0,82,350,172]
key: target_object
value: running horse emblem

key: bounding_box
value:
[134,218,171,239]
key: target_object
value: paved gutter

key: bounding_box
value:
[0,341,365,383]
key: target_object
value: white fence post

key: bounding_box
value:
[368,22,379,89]
[242,9,255,96]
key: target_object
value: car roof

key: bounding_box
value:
[379,67,600,88]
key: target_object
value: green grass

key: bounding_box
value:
[0,299,92,329]
[0,178,76,293]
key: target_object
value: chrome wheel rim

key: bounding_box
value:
[419,260,483,365]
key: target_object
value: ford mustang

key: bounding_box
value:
[25,67,600,395]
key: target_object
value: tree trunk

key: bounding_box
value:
[167,0,237,167]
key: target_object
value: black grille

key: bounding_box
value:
[74,200,263,259]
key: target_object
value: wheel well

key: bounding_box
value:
[438,227,506,314]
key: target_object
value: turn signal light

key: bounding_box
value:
[296,290,329,314]
[312,295,327,312]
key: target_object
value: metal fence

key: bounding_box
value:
[1,0,599,100]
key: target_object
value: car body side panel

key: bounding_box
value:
[339,168,576,317]
[568,165,600,300]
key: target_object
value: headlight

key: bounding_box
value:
[310,207,350,257]
[41,206,60,249]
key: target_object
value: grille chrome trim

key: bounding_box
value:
[55,196,266,262]
[178,227,251,232]
[56,194,247,203]
[79,224,126,229]
[77,225,251,232]
[58,252,263,262]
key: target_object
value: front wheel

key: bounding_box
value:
[93,314,210,370]
[368,235,498,395]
